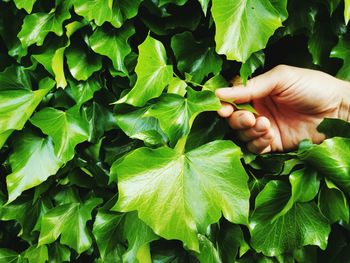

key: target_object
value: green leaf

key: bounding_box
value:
[0,249,23,263]
[18,1,72,48]
[272,167,320,220]
[159,0,188,6]
[240,51,265,84]
[202,75,228,92]
[23,245,48,263]
[117,34,173,106]
[30,107,90,163]
[115,105,168,146]
[298,137,350,195]
[167,77,187,96]
[48,243,71,263]
[211,0,283,62]
[317,118,350,138]
[318,179,349,223]
[330,37,350,80]
[66,45,102,81]
[38,198,102,254]
[6,131,63,203]
[171,31,222,83]
[68,78,103,107]
[74,0,142,28]
[13,0,37,13]
[89,24,135,76]
[145,88,221,145]
[0,71,54,149]
[93,210,158,262]
[112,140,250,251]
[250,180,330,256]
[195,235,221,263]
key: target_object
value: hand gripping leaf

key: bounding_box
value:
[112,140,250,252]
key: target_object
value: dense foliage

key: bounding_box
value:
[0,0,350,262]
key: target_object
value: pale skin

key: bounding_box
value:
[216,65,350,154]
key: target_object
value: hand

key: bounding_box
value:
[216,65,350,154]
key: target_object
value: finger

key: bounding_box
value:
[247,129,274,154]
[238,116,271,142]
[227,110,256,130]
[215,65,287,103]
[217,102,234,118]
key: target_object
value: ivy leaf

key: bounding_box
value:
[145,88,221,145]
[67,78,103,108]
[23,245,48,263]
[115,105,168,146]
[48,243,71,263]
[38,198,103,254]
[159,0,188,6]
[211,0,283,62]
[30,107,90,163]
[298,138,350,195]
[171,31,222,83]
[0,249,23,263]
[112,140,250,251]
[167,77,187,96]
[318,179,349,223]
[6,131,63,203]
[13,0,37,13]
[195,235,221,263]
[17,1,72,48]
[93,211,158,261]
[317,118,350,138]
[89,24,135,76]
[0,70,54,148]
[240,51,265,84]
[74,0,142,28]
[330,37,350,80]
[117,35,173,107]
[66,45,102,81]
[202,75,228,92]
[250,180,330,256]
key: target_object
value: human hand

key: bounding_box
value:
[216,65,350,154]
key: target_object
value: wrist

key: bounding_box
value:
[337,79,350,122]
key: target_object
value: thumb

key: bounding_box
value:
[215,66,283,104]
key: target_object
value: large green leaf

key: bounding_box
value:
[117,35,173,106]
[298,138,350,195]
[17,1,72,48]
[93,211,158,261]
[30,107,90,163]
[171,32,222,83]
[211,0,284,62]
[112,140,250,251]
[145,88,221,145]
[6,131,63,203]
[89,25,135,76]
[38,198,102,254]
[67,78,103,107]
[330,37,350,80]
[74,0,142,28]
[250,180,330,256]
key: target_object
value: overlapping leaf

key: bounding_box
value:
[211,0,285,62]
[117,34,173,106]
[112,140,250,251]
